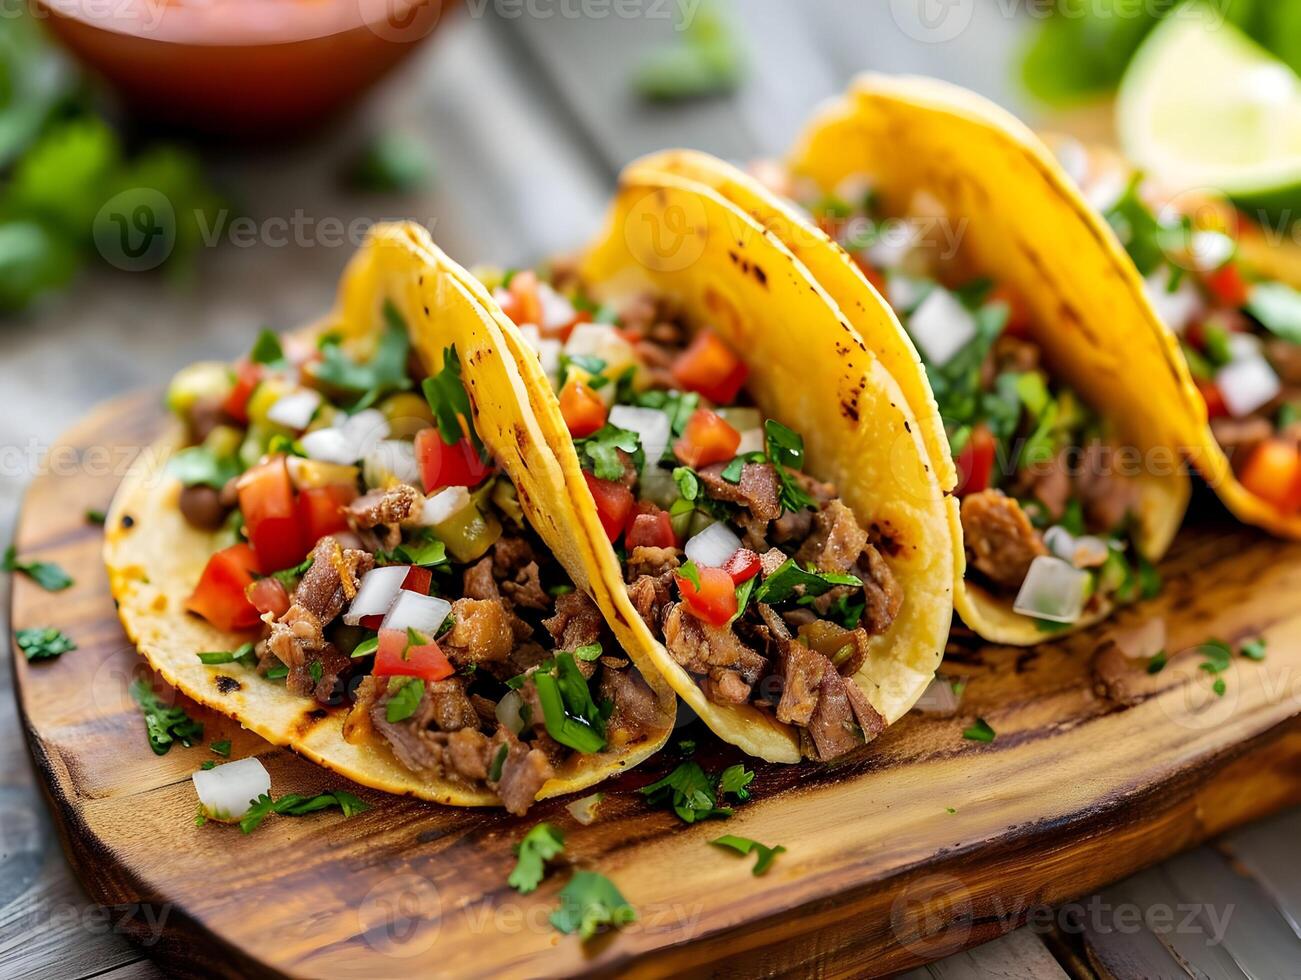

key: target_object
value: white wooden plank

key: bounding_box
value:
[1219,805,1301,939]
[927,928,1068,979]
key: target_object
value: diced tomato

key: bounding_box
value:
[549,307,590,343]
[374,628,455,681]
[583,470,633,541]
[559,378,607,438]
[239,456,306,573]
[1204,261,1250,309]
[296,484,356,548]
[990,285,1032,340]
[359,614,384,630]
[954,424,996,498]
[722,548,761,584]
[1239,438,1301,514]
[185,543,262,631]
[401,566,432,596]
[852,254,887,296]
[675,565,738,627]
[625,502,676,549]
[1197,380,1229,420]
[221,359,262,424]
[507,270,543,327]
[671,330,749,405]
[674,408,741,468]
[415,428,493,492]
[616,325,644,345]
[246,576,290,620]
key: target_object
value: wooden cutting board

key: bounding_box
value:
[11,392,1301,979]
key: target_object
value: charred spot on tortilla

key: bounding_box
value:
[214,675,241,694]
[903,420,912,433]
[423,306,430,317]
[752,264,768,287]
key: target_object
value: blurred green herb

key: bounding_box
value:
[344,132,433,194]
[633,1,746,102]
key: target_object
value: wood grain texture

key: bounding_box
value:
[11,393,1301,979]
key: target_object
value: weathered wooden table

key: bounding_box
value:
[3,3,1299,976]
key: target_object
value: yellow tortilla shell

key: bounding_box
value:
[105,222,673,807]
[784,74,1191,644]
[449,164,960,762]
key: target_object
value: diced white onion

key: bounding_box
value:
[1227,331,1262,361]
[536,338,563,382]
[736,428,764,456]
[566,792,604,826]
[685,521,742,568]
[564,323,636,376]
[908,286,977,367]
[344,565,410,625]
[639,465,680,509]
[420,486,474,526]
[302,427,359,465]
[495,689,526,735]
[1084,170,1128,212]
[363,440,420,488]
[192,757,271,822]
[1072,535,1111,569]
[518,324,541,348]
[886,274,926,313]
[536,281,577,331]
[1217,357,1281,418]
[1013,556,1091,624]
[912,676,963,717]
[609,405,671,467]
[868,219,924,271]
[1144,268,1204,335]
[266,389,322,431]
[833,173,873,208]
[1042,526,1076,562]
[342,410,391,457]
[1191,231,1236,272]
[1051,136,1089,187]
[381,590,452,636]
[1112,617,1167,661]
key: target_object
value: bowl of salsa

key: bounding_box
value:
[34,0,450,134]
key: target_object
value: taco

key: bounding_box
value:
[1050,137,1301,539]
[668,74,1191,645]
[105,222,675,814]
[446,160,961,764]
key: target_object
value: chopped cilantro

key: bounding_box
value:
[717,764,754,801]
[488,743,508,781]
[764,420,816,512]
[574,424,641,481]
[574,642,603,662]
[1213,677,1227,698]
[3,546,73,591]
[15,626,76,660]
[200,761,216,771]
[673,466,700,501]
[210,739,231,757]
[509,822,565,894]
[239,789,369,834]
[385,678,425,723]
[420,344,486,460]
[350,635,379,660]
[1146,650,1168,675]
[729,575,756,625]
[710,835,785,876]
[85,509,106,526]
[1241,637,1267,662]
[752,559,860,606]
[1198,639,1233,676]
[632,388,699,436]
[531,653,606,754]
[130,679,204,755]
[249,328,285,366]
[1247,282,1301,344]
[550,871,637,940]
[719,456,746,484]
[270,557,314,589]
[962,718,996,743]
[166,444,241,489]
[197,642,256,667]
[315,300,412,410]
[946,807,957,814]
[265,664,289,680]
[677,559,703,591]
[309,660,324,684]
[640,760,751,823]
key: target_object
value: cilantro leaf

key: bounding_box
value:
[271,557,314,590]
[315,300,412,409]
[1146,650,1168,675]
[673,466,700,501]
[530,653,606,754]
[962,718,996,743]
[249,328,285,366]
[763,420,817,512]
[632,388,699,436]
[640,761,734,823]
[1198,639,1233,675]
[210,739,231,758]
[15,626,76,660]
[717,764,754,802]
[1247,282,1301,344]
[385,678,425,723]
[239,789,369,834]
[4,545,73,591]
[421,344,486,458]
[752,559,860,606]
[350,635,380,659]
[86,509,106,526]
[166,445,241,489]
[1241,637,1267,662]
[574,642,603,662]
[574,424,641,481]
[196,642,256,667]
[677,559,702,591]
[550,871,636,941]
[710,835,785,876]
[509,822,565,894]
[129,679,204,755]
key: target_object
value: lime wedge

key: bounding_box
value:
[1117,5,1301,217]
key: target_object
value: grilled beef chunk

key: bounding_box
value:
[1017,450,1072,522]
[599,665,671,743]
[661,602,766,701]
[1075,442,1140,534]
[542,591,604,652]
[493,537,550,610]
[493,729,556,816]
[286,643,351,704]
[770,508,813,545]
[441,598,525,665]
[628,573,674,631]
[267,538,374,683]
[759,547,788,576]
[859,544,903,635]
[776,639,824,728]
[346,484,420,550]
[700,669,752,705]
[1211,416,1273,462]
[462,557,500,601]
[774,635,878,761]
[697,462,783,522]
[626,546,681,579]
[805,666,863,761]
[1267,339,1301,386]
[797,499,869,574]
[961,489,1047,591]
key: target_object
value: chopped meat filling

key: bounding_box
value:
[961,489,1047,591]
